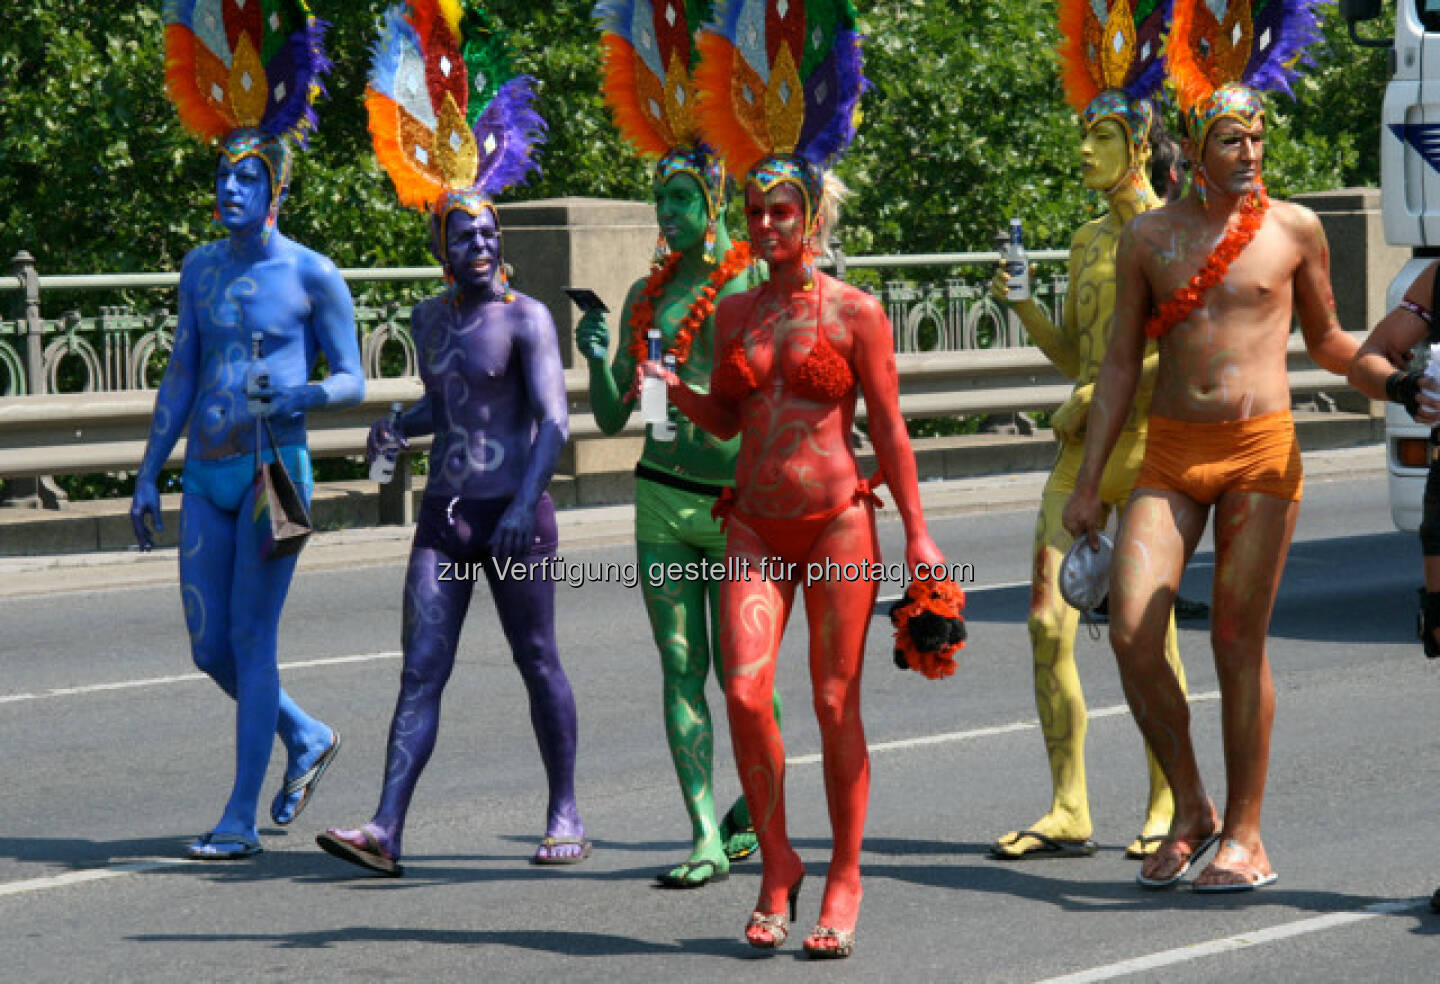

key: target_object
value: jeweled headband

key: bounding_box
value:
[1083,90,1155,165]
[748,156,823,236]
[218,128,293,207]
[655,146,727,221]
[431,188,501,260]
[1183,81,1265,151]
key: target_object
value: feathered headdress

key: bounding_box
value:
[1168,0,1327,149]
[694,0,866,233]
[163,0,332,218]
[366,0,546,238]
[594,0,727,222]
[1057,0,1173,159]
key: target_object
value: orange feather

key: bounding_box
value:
[599,35,673,160]
[693,33,766,181]
[1056,0,1101,115]
[366,87,446,212]
[164,24,232,143]
[1168,0,1215,113]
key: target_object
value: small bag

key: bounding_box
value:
[252,417,311,560]
[1058,531,1114,615]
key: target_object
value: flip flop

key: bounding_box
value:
[990,829,1098,860]
[186,831,263,861]
[1192,839,1278,893]
[718,802,758,862]
[1136,831,1221,889]
[1126,833,1168,860]
[532,835,592,865]
[271,729,341,826]
[656,859,729,889]
[316,827,403,878]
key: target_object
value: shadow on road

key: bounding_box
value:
[129,925,749,958]
[859,835,1412,918]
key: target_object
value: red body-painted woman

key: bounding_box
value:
[646,170,944,957]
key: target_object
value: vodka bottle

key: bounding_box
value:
[652,354,678,442]
[640,328,668,424]
[1004,217,1031,303]
[369,402,405,483]
[245,330,271,416]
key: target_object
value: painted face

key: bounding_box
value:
[445,207,502,295]
[215,155,274,234]
[1201,116,1265,198]
[745,181,805,267]
[654,172,709,256]
[1080,118,1132,193]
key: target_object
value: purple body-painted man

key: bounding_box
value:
[318,201,588,875]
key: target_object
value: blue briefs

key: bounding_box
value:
[183,445,313,513]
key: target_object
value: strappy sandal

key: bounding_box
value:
[718,802,758,862]
[271,730,341,825]
[1126,833,1168,859]
[316,826,403,877]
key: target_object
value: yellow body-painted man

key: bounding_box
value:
[989,89,1187,860]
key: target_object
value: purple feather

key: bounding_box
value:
[262,18,333,146]
[1243,0,1328,99]
[798,29,864,170]
[473,75,549,198]
[1124,0,1171,104]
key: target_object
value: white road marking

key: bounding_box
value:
[0,860,190,899]
[2,577,1047,707]
[1035,900,1426,983]
[0,651,402,705]
[783,692,1221,766]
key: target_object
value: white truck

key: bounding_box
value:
[1345,0,1440,530]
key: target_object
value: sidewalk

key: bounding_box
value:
[0,444,1386,599]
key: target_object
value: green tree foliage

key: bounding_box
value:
[0,2,1394,274]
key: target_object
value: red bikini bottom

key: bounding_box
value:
[712,470,885,565]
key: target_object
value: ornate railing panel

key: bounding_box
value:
[1,248,1068,396]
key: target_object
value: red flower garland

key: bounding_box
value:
[1144,187,1270,339]
[890,574,968,681]
[627,241,752,366]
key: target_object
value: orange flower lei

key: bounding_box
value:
[1144,186,1270,339]
[627,241,752,366]
[889,574,968,681]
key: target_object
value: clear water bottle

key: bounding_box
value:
[1004,217,1031,303]
[370,402,404,483]
[640,328,668,424]
[652,354,678,442]
[245,330,271,416]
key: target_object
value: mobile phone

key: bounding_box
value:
[564,287,609,314]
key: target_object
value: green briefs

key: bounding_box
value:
[634,463,730,551]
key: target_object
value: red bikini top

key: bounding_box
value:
[711,285,855,406]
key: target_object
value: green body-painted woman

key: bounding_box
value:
[582,0,779,888]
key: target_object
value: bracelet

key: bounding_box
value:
[1400,298,1435,330]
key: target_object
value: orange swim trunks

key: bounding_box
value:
[1134,409,1303,505]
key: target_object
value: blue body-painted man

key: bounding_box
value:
[130,130,363,859]
[317,197,588,876]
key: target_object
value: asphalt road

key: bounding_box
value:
[2,461,1438,982]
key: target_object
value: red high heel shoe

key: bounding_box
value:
[744,873,804,949]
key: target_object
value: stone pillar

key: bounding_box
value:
[4,251,66,509]
[496,197,657,367]
[1291,188,1409,334]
